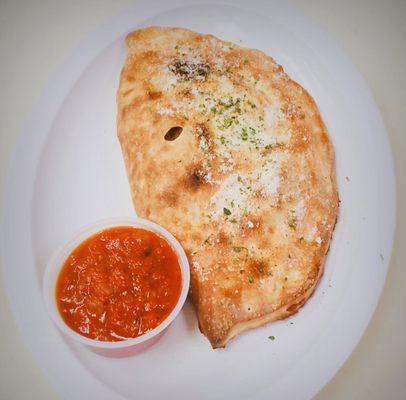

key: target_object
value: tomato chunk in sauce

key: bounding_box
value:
[56,226,182,341]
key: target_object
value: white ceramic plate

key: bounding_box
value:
[1,1,396,399]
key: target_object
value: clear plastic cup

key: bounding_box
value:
[43,217,190,357]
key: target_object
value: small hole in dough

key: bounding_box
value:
[164,126,183,141]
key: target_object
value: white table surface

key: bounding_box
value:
[0,0,405,399]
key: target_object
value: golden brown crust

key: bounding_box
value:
[117,26,339,348]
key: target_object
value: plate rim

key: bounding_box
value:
[0,0,396,399]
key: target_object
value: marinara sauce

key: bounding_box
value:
[56,226,182,341]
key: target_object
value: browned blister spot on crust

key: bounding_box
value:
[309,171,318,186]
[217,231,229,246]
[286,297,307,314]
[307,260,321,282]
[189,169,204,189]
[246,259,269,280]
[138,50,159,64]
[246,216,263,233]
[291,137,310,155]
[281,103,306,122]
[223,285,242,302]
[180,164,210,192]
[181,88,194,100]
[160,190,178,207]
[147,90,162,100]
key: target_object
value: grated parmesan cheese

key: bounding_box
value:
[255,159,280,197]
[219,163,232,173]
[264,103,281,127]
[294,200,306,220]
[157,107,174,116]
[204,172,213,183]
[199,136,208,151]
[151,68,178,91]
[218,75,235,93]
[210,173,251,219]
[192,260,208,281]
[306,226,318,241]
[210,154,283,221]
